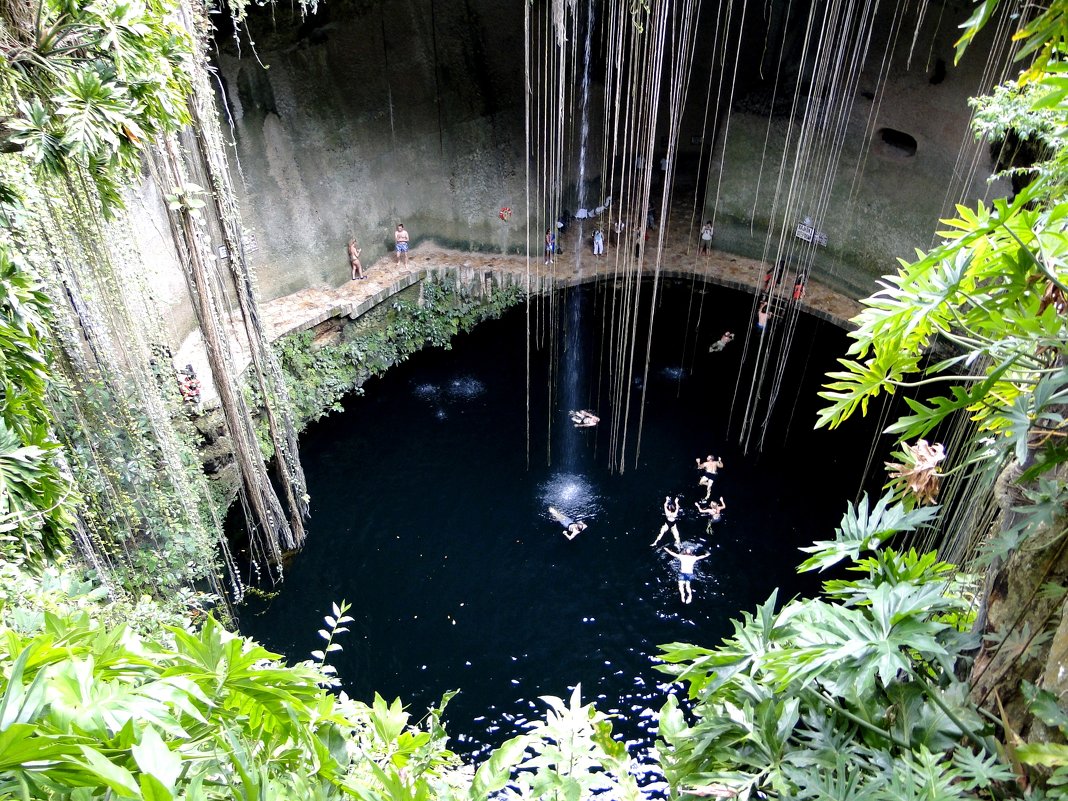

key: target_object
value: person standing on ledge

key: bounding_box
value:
[664,545,709,604]
[699,220,714,253]
[394,223,410,267]
[347,238,364,280]
[592,227,604,257]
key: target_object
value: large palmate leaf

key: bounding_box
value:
[798,493,939,573]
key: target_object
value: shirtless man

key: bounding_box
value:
[347,238,364,280]
[548,506,587,540]
[569,409,600,428]
[394,223,410,267]
[696,454,724,475]
[695,496,726,522]
[757,300,772,330]
[651,496,681,547]
[664,545,710,603]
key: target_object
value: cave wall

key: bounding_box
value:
[703,0,1007,299]
[142,0,1006,339]
[213,0,529,304]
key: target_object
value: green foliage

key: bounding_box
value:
[1016,682,1068,798]
[267,277,524,435]
[49,370,221,598]
[0,239,74,565]
[0,607,450,800]
[0,0,194,214]
[655,495,1005,801]
[799,493,939,572]
[470,686,641,801]
[0,591,653,801]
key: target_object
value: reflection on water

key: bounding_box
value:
[447,376,486,400]
[413,376,486,421]
[539,471,601,522]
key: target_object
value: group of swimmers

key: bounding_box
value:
[650,454,727,603]
[547,446,728,604]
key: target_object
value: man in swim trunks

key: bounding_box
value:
[663,545,709,603]
[696,454,722,499]
[395,223,410,266]
[548,506,587,540]
[696,454,723,475]
[651,496,681,547]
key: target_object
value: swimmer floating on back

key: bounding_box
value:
[548,506,587,540]
[664,545,710,604]
[569,409,600,428]
[696,454,724,474]
[696,454,723,500]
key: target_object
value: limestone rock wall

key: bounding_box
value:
[213,0,529,306]
[704,0,1006,299]
[192,0,1005,332]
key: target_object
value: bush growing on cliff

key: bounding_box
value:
[268,277,524,432]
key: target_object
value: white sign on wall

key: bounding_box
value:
[795,216,827,247]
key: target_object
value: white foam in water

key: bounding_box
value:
[447,376,485,400]
[540,472,601,520]
[412,382,440,399]
[661,366,686,380]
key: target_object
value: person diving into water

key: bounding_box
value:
[548,506,588,540]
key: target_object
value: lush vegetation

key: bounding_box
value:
[269,278,524,431]
[0,0,1067,797]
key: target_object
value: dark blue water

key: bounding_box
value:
[239,279,889,764]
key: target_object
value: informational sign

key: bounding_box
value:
[795,216,827,247]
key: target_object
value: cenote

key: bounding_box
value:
[239,277,893,762]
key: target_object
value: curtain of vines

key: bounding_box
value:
[0,0,309,599]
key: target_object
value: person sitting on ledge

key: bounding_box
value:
[548,506,588,539]
[569,409,600,427]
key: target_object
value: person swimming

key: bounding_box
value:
[569,409,600,428]
[695,496,726,522]
[663,544,710,603]
[708,332,734,352]
[548,506,587,540]
[651,495,681,547]
[696,454,724,475]
[696,455,723,499]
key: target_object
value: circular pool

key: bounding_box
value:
[239,278,888,762]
